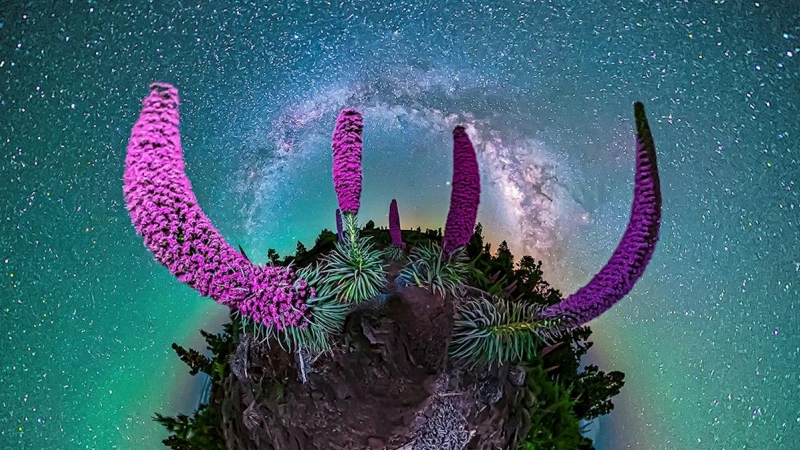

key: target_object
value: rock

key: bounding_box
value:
[367,436,385,448]
[478,377,502,405]
[508,366,526,387]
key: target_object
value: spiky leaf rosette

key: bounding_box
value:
[450,294,574,368]
[442,126,481,256]
[317,226,387,304]
[332,109,363,215]
[397,242,469,298]
[382,245,406,262]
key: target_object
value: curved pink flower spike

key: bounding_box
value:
[543,102,662,325]
[123,83,310,330]
[442,126,481,256]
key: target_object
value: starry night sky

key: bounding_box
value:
[1,1,797,449]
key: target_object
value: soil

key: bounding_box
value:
[219,262,526,450]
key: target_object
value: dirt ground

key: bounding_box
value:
[219,263,525,450]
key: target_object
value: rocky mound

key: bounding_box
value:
[219,264,525,450]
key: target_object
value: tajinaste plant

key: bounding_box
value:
[388,199,405,249]
[541,103,662,325]
[125,83,662,370]
[442,126,481,256]
[123,83,312,332]
[271,264,350,353]
[332,109,363,215]
[318,111,387,304]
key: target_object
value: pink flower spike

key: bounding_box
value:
[442,126,481,256]
[123,83,313,329]
[389,199,404,248]
[542,102,662,325]
[331,109,363,215]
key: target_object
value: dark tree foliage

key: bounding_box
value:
[267,248,280,264]
[153,412,192,449]
[295,241,308,258]
[494,240,514,273]
[542,326,593,380]
[515,363,594,450]
[153,405,226,450]
[515,256,562,305]
[171,343,211,376]
[464,234,559,302]
[314,229,338,248]
[364,220,375,230]
[466,223,484,258]
[200,329,233,384]
[155,314,240,449]
[572,365,625,420]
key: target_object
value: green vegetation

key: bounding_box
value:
[153,405,226,450]
[316,235,386,304]
[313,213,387,305]
[515,363,593,450]
[381,244,406,261]
[450,294,561,368]
[154,322,239,449]
[396,242,469,298]
[243,276,349,354]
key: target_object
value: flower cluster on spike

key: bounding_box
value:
[442,126,481,256]
[331,109,363,215]
[542,102,662,325]
[123,83,310,329]
[388,199,405,249]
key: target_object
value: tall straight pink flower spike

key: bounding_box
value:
[331,109,364,215]
[543,102,662,325]
[442,126,481,256]
[123,83,310,330]
[389,199,405,249]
